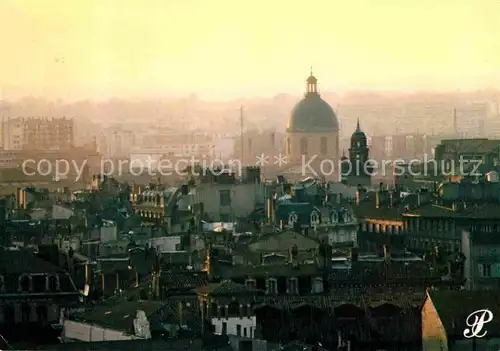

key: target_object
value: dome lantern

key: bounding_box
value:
[286,70,339,133]
[306,66,318,95]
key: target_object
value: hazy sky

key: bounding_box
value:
[1,0,499,100]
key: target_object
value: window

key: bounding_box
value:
[0,275,4,292]
[285,138,291,155]
[288,277,299,294]
[250,327,253,338]
[21,303,31,323]
[222,322,227,335]
[219,190,231,206]
[19,274,32,292]
[236,324,241,336]
[267,278,278,294]
[243,327,247,337]
[300,137,308,155]
[245,278,256,290]
[47,275,59,291]
[313,277,324,293]
[479,264,492,277]
[320,137,327,155]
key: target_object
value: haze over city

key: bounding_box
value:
[1,0,499,101]
[3,1,500,350]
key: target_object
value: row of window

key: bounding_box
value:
[245,277,323,295]
[0,274,61,293]
[478,263,500,278]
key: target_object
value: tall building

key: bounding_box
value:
[2,117,73,150]
[343,119,372,186]
[285,71,340,177]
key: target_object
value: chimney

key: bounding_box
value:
[267,198,271,220]
[417,192,421,207]
[355,191,360,205]
[375,191,380,209]
[383,244,389,260]
[389,191,393,207]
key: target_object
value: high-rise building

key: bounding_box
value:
[2,117,74,150]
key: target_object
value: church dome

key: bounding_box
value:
[287,73,339,133]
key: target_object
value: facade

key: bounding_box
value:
[434,138,500,170]
[369,134,429,163]
[0,248,80,344]
[192,182,264,222]
[285,72,340,179]
[2,117,74,151]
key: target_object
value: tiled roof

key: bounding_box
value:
[252,292,424,311]
[40,339,207,350]
[406,202,500,219]
[0,248,65,274]
[71,299,165,333]
[161,271,208,292]
[439,139,500,154]
[196,279,262,295]
[428,290,500,337]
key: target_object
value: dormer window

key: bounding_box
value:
[330,210,338,223]
[341,207,352,223]
[245,278,256,290]
[266,278,277,295]
[313,277,324,293]
[288,212,298,227]
[310,211,320,226]
[46,275,60,292]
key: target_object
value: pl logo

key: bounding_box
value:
[463,309,494,338]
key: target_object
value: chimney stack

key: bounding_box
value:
[375,191,380,209]
[417,192,421,207]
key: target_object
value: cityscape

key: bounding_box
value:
[0,0,500,350]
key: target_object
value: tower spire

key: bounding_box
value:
[356,118,361,131]
[310,66,313,76]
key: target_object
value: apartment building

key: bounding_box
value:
[2,117,74,150]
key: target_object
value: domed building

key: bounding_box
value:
[285,71,340,177]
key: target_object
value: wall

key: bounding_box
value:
[421,297,448,351]
[148,236,181,252]
[326,226,358,246]
[100,224,118,243]
[195,183,263,221]
[212,316,256,338]
[286,132,339,166]
[63,320,135,342]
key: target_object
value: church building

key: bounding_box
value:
[285,71,340,179]
[341,119,372,186]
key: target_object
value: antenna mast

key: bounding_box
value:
[453,108,457,136]
[240,106,244,165]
